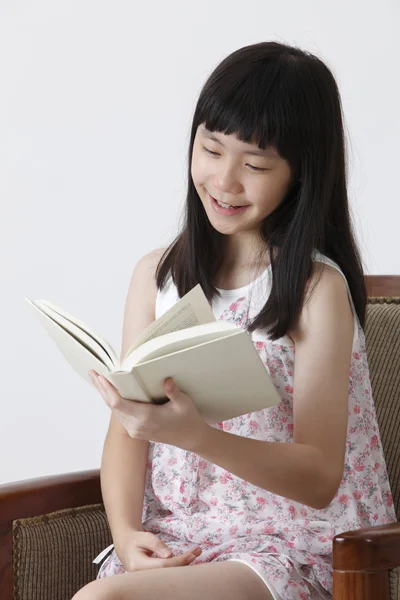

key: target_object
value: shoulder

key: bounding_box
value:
[136,246,168,273]
[306,261,350,307]
[290,261,353,343]
[125,247,168,315]
[130,246,168,290]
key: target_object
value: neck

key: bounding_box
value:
[221,233,269,270]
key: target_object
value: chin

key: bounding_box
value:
[207,215,250,236]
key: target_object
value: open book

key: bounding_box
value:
[25,284,280,424]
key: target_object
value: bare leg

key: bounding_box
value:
[72,560,273,600]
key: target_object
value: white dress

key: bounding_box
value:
[95,251,396,600]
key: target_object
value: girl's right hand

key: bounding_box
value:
[115,530,202,572]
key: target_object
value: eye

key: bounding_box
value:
[202,145,219,156]
[201,145,267,172]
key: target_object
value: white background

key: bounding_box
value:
[1,1,398,484]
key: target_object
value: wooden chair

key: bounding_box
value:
[1,275,399,600]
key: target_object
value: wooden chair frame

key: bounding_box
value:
[1,275,399,600]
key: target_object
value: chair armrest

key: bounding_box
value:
[333,521,400,571]
[0,469,101,522]
[0,470,102,600]
[332,521,400,600]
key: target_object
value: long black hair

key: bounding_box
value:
[156,41,367,340]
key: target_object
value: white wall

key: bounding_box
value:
[1,0,399,484]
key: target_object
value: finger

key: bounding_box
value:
[155,546,203,568]
[166,546,202,567]
[89,372,106,396]
[133,546,202,571]
[97,375,127,409]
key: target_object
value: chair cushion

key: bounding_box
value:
[365,298,400,520]
[12,503,111,600]
[390,568,400,600]
[365,298,400,600]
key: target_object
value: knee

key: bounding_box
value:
[71,581,108,600]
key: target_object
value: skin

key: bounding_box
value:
[73,125,354,599]
[191,123,294,285]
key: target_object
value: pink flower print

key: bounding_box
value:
[339,494,350,506]
[269,545,278,553]
[256,496,267,506]
[179,482,185,494]
[287,424,294,434]
[199,459,208,469]
[300,507,308,517]
[353,490,362,500]
[354,404,361,414]
[168,457,177,466]
[229,302,239,312]
[371,435,379,449]
[285,384,294,394]
[229,525,239,536]
[263,523,275,534]
[373,513,379,521]
[288,505,297,518]
[224,422,233,432]
[210,498,218,506]
[246,528,253,534]
[300,592,309,600]
[353,352,360,360]
[354,458,365,472]
[219,472,233,484]
[249,420,261,433]
[255,341,264,351]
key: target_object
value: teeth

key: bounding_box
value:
[217,199,235,209]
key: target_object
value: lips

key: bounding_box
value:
[208,193,250,217]
[210,195,247,208]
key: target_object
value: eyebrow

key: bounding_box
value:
[199,127,279,158]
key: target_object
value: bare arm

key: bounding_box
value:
[187,264,354,510]
[100,248,165,540]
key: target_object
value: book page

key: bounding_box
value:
[124,284,216,358]
[37,298,119,366]
[25,299,117,371]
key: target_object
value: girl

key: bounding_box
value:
[74,41,396,600]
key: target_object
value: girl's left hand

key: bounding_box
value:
[88,371,209,451]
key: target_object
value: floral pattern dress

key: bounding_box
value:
[96,255,396,600]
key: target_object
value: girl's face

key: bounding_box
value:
[191,124,294,237]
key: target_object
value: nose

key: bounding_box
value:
[212,164,242,195]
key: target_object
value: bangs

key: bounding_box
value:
[195,56,302,170]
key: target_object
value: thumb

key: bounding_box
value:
[163,377,180,398]
[150,538,173,558]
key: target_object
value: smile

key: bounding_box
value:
[209,193,250,217]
